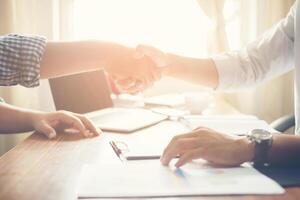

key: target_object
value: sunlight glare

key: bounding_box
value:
[73,0,211,57]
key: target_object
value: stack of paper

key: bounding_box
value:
[78,161,284,198]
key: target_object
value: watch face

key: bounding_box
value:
[251,129,272,140]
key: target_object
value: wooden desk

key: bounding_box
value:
[0,119,299,200]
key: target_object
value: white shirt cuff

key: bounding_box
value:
[212,53,242,91]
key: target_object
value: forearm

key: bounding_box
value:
[163,54,219,89]
[0,104,41,133]
[268,134,300,166]
[40,41,134,79]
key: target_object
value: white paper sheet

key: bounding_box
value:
[78,161,284,198]
[185,118,277,135]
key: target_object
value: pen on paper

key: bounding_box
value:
[110,141,180,161]
[109,141,124,161]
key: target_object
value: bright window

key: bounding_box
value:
[73,0,211,57]
[71,0,242,94]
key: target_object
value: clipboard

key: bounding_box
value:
[109,141,163,161]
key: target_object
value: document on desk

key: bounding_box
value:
[185,118,277,135]
[77,161,284,198]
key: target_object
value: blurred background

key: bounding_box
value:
[0,0,295,155]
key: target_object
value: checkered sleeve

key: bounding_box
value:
[0,34,46,87]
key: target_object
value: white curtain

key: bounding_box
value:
[197,0,295,127]
[245,0,294,124]
[197,0,229,54]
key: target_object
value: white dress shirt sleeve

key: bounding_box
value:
[213,2,296,91]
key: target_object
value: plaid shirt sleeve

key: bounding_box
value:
[0,34,46,88]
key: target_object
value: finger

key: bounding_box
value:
[133,50,158,87]
[136,78,154,92]
[114,73,145,93]
[161,139,186,166]
[118,80,144,94]
[161,137,200,166]
[136,44,168,67]
[74,113,102,136]
[118,86,140,95]
[161,145,180,166]
[134,45,152,59]
[116,78,136,90]
[136,45,159,60]
[175,148,204,168]
[165,131,200,150]
[134,44,153,59]
[138,81,151,89]
[161,136,185,161]
[36,121,57,139]
[56,111,88,137]
[135,57,155,86]
[133,48,145,59]
[160,131,202,164]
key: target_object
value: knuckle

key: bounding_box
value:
[195,126,206,132]
[57,110,69,117]
[79,115,89,121]
[172,135,181,142]
[57,110,66,114]
[195,128,209,135]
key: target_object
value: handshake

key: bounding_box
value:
[107,45,169,94]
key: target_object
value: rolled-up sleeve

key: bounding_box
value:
[0,34,46,87]
[212,2,296,91]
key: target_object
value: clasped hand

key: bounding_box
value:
[111,45,168,94]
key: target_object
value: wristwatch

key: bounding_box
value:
[247,129,273,167]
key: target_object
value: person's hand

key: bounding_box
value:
[31,111,101,139]
[106,46,161,90]
[135,44,169,67]
[161,127,254,167]
[111,45,168,94]
[113,77,157,94]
